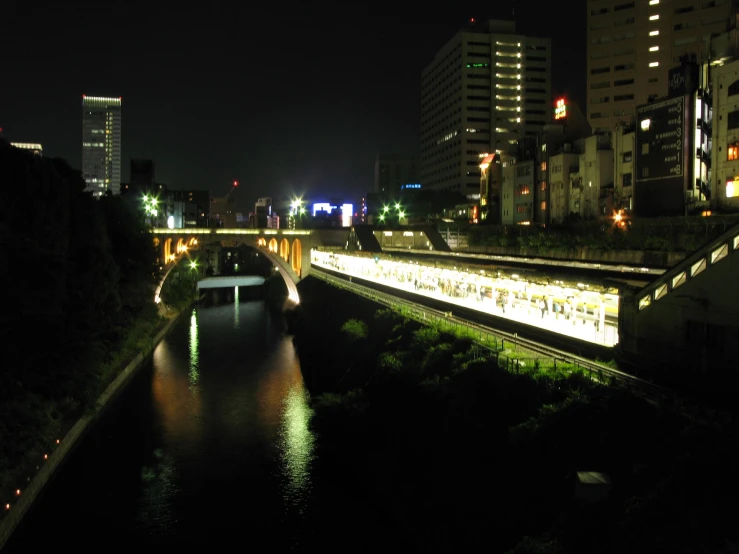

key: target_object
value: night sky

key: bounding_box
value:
[3,1,585,212]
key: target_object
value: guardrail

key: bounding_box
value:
[311,266,674,401]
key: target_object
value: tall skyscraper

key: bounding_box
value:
[587,0,736,132]
[420,19,551,199]
[82,95,122,197]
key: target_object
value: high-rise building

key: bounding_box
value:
[10,143,42,156]
[421,18,552,199]
[82,95,122,197]
[374,154,419,192]
[586,0,736,133]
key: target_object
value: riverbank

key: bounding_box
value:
[0,307,187,550]
[292,276,739,553]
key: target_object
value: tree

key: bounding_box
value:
[99,194,158,325]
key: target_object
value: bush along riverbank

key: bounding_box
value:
[292,276,739,554]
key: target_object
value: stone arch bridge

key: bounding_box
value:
[151,227,348,303]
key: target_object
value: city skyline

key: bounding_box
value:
[3,1,586,211]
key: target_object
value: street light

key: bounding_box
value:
[290,198,303,229]
[142,194,159,223]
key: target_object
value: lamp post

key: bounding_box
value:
[290,198,303,229]
[379,205,390,226]
[142,194,159,226]
[394,202,405,226]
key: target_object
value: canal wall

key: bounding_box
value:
[0,310,186,550]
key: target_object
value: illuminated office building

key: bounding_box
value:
[82,95,122,197]
[421,18,551,199]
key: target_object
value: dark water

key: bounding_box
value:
[4,288,316,551]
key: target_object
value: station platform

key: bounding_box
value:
[312,250,621,348]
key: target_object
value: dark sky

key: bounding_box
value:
[2,1,585,212]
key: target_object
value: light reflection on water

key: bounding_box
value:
[4,293,317,551]
[234,286,239,329]
[277,342,315,510]
[189,309,199,391]
[145,293,314,538]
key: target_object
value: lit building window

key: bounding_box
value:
[540,201,547,210]
[649,62,659,67]
[649,46,659,51]
[727,178,739,198]
[728,144,739,161]
[649,30,659,36]
[649,14,659,20]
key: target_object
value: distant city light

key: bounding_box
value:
[311,202,354,226]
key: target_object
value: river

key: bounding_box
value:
[3,288,317,551]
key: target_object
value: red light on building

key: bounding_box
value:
[470,17,475,23]
[233,180,239,187]
[554,98,567,120]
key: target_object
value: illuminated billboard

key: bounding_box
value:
[312,203,354,227]
[554,98,566,120]
[634,95,691,217]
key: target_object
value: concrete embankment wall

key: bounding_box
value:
[0,310,184,550]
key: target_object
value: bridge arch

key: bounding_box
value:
[279,238,289,261]
[164,238,173,262]
[268,238,278,253]
[291,239,302,276]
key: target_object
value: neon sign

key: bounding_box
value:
[554,98,566,120]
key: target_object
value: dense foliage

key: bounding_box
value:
[0,141,160,495]
[293,277,739,554]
